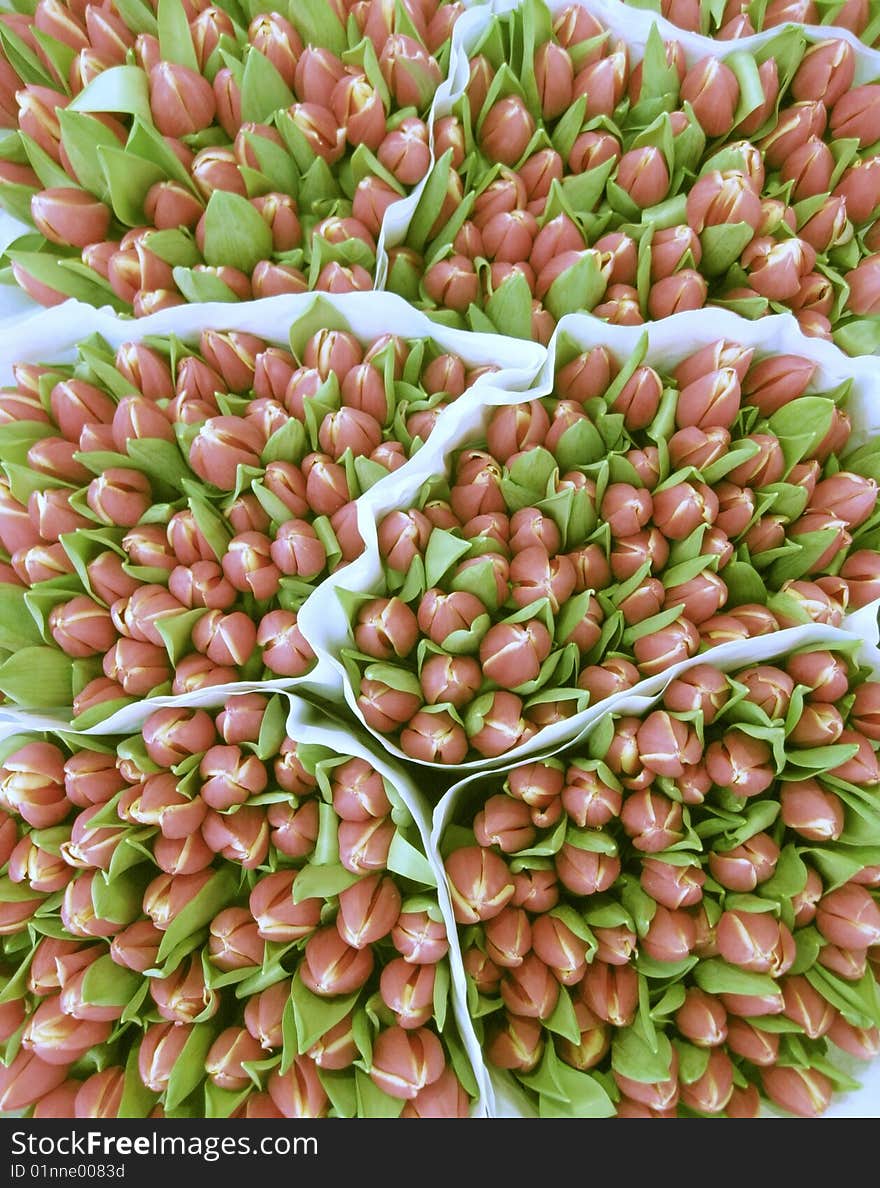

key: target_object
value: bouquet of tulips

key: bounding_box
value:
[0,0,463,312]
[440,638,880,1117]
[386,0,880,355]
[0,293,536,719]
[644,0,880,45]
[0,691,482,1117]
[338,322,880,765]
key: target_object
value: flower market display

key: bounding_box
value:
[0,0,878,1122]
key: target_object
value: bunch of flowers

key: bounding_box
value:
[645,0,880,47]
[0,309,492,717]
[0,0,463,312]
[0,691,479,1117]
[442,640,880,1117]
[340,331,880,763]
[386,0,880,354]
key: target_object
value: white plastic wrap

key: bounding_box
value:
[317,306,880,773]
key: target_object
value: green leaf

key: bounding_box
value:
[165,1023,218,1109]
[201,189,274,272]
[538,1064,616,1118]
[543,986,581,1045]
[80,953,141,1007]
[355,1067,405,1118]
[484,271,533,342]
[290,974,360,1054]
[158,0,199,71]
[6,249,127,311]
[544,251,607,322]
[424,527,471,589]
[98,144,166,227]
[173,266,241,303]
[69,65,153,124]
[694,959,780,998]
[698,221,755,276]
[290,0,347,56]
[0,646,76,707]
[241,47,294,122]
[291,862,360,903]
[157,867,238,962]
[612,1020,673,1084]
[0,584,44,651]
[386,831,436,887]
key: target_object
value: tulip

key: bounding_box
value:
[479,96,535,168]
[531,914,588,985]
[23,996,110,1065]
[0,743,69,829]
[108,920,161,972]
[705,732,774,799]
[355,597,419,660]
[484,907,532,969]
[716,910,796,976]
[828,1016,880,1060]
[816,884,880,950]
[676,988,727,1048]
[336,814,394,874]
[378,118,431,186]
[762,1066,832,1118]
[32,187,111,249]
[680,1048,734,1115]
[370,1026,445,1101]
[573,49,628,119]
[487,1012,544,1073]
[268,1056,328,1118]
[391,911,449,965]
[556,844,620,896]
[305,1012,357,1071]
[267,799,318,860]
[137,1021,192,1094]
[401,1067,469,1119]
[831,84,880,146]
[206,907,264,972]
[203,1026,264,1093]
[835,156,880,225]
[142,708,216,767]
[781,975,835,1040]
[380,960,436,1030]
[501,952,560,1019]
[446,846,514,924]
[150,956,216,1025]
[423,255,479,312]
[149,61,215,137]
[0,1051,69,1111]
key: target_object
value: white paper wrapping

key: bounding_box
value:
[317,306,880,774]
[432,600,880,1116]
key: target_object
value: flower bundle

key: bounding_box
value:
[386,0,880,354]
[645,0,880,47]
[0,691,480,1117]
[339,330,880,764]
[0,305,495,717]
[441,639,880,1118]
[0,0,463,312]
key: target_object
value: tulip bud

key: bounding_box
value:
[633,617,700,676]
[149,61,215,137]
[816,883,880,950]
[32,187,111,249]
[762,1065,832,1118]
[370,1026,445,1101]
[716,910,796,976]
[250,869,322,943]
[445,846,514,924]
[300,927,374,997]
